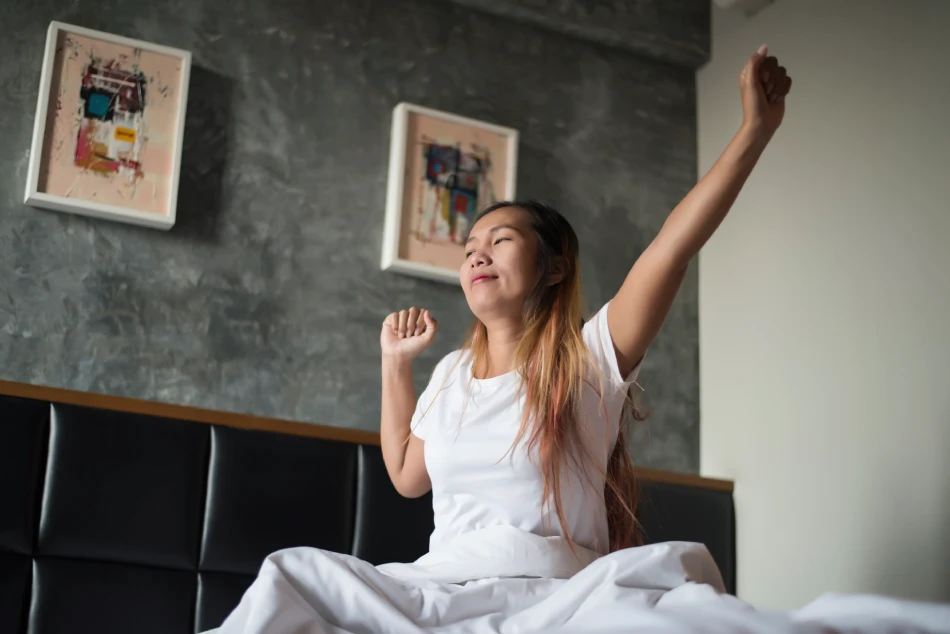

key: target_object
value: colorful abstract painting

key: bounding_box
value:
[415,141,495,246]
[74,62,147,177]
[35,30,184,217]
[383,104,517,283]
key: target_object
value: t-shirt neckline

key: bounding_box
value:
[461,352,518,390]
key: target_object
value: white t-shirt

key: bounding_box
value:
[410,302,642,556]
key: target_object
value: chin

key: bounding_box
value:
[464,296,492,319]
[466,294,520,323]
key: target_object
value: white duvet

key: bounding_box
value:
[208,525,950,634]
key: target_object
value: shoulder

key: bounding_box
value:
[411,350,468,438]
[582,301,643,386]
[432,349,465,374]
[581,302,610,349]
[424,349,467,389]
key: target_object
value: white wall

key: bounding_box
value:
[698,0,950,610]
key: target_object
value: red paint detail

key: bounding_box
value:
[74,120,94,166]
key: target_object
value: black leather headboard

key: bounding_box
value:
[0,387,735,634]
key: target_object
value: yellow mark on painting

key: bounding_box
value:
[115,127,136,143]
[440,188,450,222]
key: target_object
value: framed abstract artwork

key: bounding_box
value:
[381,102,519,285]
[24,22,191,230]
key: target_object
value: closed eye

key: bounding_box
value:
[465,237,511,258]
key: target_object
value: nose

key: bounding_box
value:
[469,247,491,267]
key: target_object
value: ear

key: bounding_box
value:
[546,258,567,286]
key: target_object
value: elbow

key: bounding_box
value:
[641,241,692,274]
[665,247,693,273]
[393,481,430,499]
[390,474,431,499]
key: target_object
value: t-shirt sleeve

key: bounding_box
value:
[582,300,644,387]
[408,352,457,441]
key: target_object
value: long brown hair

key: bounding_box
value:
[463,200,646,553]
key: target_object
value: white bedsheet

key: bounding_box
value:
[208,525,950,634]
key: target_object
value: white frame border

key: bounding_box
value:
[381,102,519,285]
[23,21,192,231]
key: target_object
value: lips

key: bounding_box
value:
[471,275,498,284]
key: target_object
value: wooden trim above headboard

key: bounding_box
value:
[0,380,380,446]
[0,380,733,492]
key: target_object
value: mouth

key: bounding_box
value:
[471,275,498,285]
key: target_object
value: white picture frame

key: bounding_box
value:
[381,102,519,285]
[24,21,191,231]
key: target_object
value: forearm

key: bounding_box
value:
[653,123,772,269]
[380,356,417,481]
[606,47,790,374]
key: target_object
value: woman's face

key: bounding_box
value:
[460,206,540,323]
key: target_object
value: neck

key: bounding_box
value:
[477,317,523,379]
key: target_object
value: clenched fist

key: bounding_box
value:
[740,45,792,136]
[380,307,438,361]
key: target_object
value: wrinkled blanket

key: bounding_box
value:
[207,525,950,634]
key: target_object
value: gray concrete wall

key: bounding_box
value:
[0,0,707,472]
[445,0,710,68]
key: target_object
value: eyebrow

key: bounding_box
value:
[465,224,523,245]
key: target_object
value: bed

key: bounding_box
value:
[0,381,736,634]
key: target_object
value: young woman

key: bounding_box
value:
[212,46,793,634]
[379,45,791,557]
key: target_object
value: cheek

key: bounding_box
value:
[506,250,539,290]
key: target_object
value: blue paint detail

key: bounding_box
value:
[425,144,459,184]
[88,93,110,118]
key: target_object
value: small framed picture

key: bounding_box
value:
[24,21,191,230]
[381,102,519,285]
